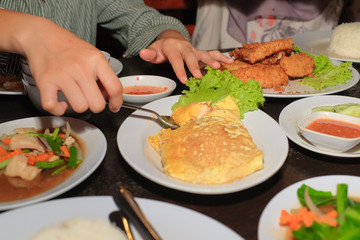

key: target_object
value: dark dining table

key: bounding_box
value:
[1,53,360,240]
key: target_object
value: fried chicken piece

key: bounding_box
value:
[257,50,292,65]
[220,60,250,72]
[230,38,295,64]
[223,61,288,89]
[280,52,315,78]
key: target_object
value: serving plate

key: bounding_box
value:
[279,95,360,157]
[117,95,288,195]
[0,116,107,211]
[293,30,360,63]
[258,175,360,240]
[222,52,359,98]
[0,196,243,240]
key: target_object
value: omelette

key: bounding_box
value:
[148,96,264,185]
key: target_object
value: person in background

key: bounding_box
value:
[0,0,233,116]
[192,0,355,50]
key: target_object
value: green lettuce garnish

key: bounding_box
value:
[172,66,265,118]
[298,53,353,90]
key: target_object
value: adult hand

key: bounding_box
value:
[0,10,123,116]
[139,30,234,83]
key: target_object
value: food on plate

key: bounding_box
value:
[280,52,315,78]
[222,38,353,91]
[148,96,264,184]
[312,103,360,118]
[279,183,360,240]
[229,38,294,64]
[0,74,24,92]
[328,22,360,59]
[0,122,83,202]
[221,60,289,89]
[222,38,314,90]
[298,54,352,90]
[173,66,265,119]
[30,217,127,240]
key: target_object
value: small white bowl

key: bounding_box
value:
[120,75,176,104]
[298,111,360,152]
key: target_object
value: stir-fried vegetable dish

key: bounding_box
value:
[280,183,360,240]
[0,121,82,182]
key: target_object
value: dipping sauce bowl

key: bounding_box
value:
[120,75,176,104]
[298,111,360,152]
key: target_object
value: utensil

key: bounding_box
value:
[112,184,162,240]
[122,103,178,129]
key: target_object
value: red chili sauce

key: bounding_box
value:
[123,86,167,95]
[306,118,360,138]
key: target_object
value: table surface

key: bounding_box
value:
[1,55,360,240]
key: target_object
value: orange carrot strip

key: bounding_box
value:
[27,152,54,165]
[58,133,65,139]
[0,148,22,162]
[3,138,11,145]
[0,146,8,157]
[60,145,70,158]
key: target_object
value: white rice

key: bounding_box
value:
[30,217,127,240]
[328,22,360,58]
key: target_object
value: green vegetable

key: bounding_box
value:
[67,146,78,168]
[293,184,360,240]
[312,104,360,118]
[51,165,67,176]
[46,137,62,154]
[298,54,353,90]
[0,158,10,169]
[172,66,265,118]
[36,159,65,169]
[297,184,335,207]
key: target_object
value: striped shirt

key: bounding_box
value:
[0,0,189,76]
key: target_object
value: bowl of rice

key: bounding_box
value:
[328,22,360,59]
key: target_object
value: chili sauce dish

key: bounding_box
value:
[120,75,176,104]
[298,111,360,152]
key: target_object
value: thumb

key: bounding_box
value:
[139,48,157,63]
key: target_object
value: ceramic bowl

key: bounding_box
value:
[298,111,360,152]
[120,75,177,104]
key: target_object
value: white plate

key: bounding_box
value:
[0,87,25,95]
[279,95,360,157]
[258,175,360,240]
[110,57,123,75]
[0,116,107,211]
[117,95,288,195]
[222,52,359,98]
[293,30,360,63]
[0,196,244,240]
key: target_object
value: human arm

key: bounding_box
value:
[0,9,123,116]
[96,0,234,83]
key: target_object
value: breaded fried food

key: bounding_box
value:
[221,61,288,89]
[280,52,315,78]
[0,74,24,92]
[148,96,264,185]
[230,38,294,64]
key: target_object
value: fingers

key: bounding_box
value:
[33,52,122,116]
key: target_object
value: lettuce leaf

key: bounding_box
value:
[171,66,265,118]
[298,54,353,90]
